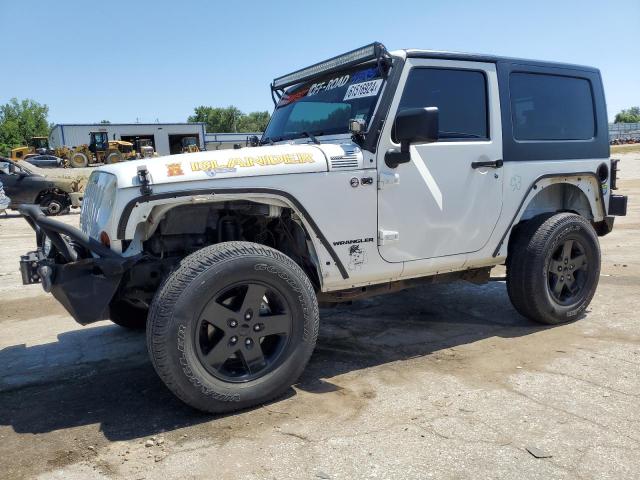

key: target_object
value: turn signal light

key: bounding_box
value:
[99,231,111,247]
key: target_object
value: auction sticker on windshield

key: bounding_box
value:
[343,79,383,101]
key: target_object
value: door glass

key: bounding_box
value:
[397,68,488,140]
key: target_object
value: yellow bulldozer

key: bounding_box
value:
[10,137,71,163]
[67,132,136,168]
[181,136,200,153]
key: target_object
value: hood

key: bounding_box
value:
[98,144,330,188]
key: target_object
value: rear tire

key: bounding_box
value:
[147,241,319,413]
[69,152,89,168]
[507,213,600,325]
[109,300,148,330]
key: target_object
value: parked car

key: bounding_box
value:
[0,178,9,214]
[0,158,84,215]
[24,155,66,168]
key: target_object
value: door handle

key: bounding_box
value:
[471,159,503,169]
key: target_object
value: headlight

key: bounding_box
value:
[43,235,53,256]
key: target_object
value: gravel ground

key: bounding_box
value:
[0,154,638,480]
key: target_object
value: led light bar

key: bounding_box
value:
[272,42,387,91]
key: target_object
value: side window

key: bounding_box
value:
[509,73,595,141]
[397,68,488,140]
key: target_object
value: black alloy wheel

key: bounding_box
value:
[195,282,292,382]
[546,238,589,305]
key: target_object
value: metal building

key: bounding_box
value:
[49,123,207,156]
[204,132,262,150]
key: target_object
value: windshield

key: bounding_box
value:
[264,63,385,143]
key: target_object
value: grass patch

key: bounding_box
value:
[611,144,640,154]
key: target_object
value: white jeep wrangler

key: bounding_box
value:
[19,43,628,412]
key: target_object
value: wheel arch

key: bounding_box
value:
[494,172,606,258]
[35,188,71,205]
[117,188,349,287]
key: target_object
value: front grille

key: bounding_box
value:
[80,172,116,238]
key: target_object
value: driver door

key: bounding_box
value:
[377,58,504,263]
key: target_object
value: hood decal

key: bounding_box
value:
[99,144,329,188]
[190,151,315,172]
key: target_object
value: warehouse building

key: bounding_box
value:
[49,122,206,156]
[204,132,262,150]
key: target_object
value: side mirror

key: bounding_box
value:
[385,107,439,168]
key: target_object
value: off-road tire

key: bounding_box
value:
[106,152,123,164]
[69,152,89,168]
[39,193,69,216]
[506,213,600,325]
[109,300,148,330]
[147,241,319,413]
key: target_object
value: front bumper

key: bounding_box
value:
[19,204,138,325]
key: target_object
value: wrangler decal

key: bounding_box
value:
[190,152,315,172]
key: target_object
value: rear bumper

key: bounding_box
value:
[19,204,138,325]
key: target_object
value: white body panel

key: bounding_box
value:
[80,53,610,295]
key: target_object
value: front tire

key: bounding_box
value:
[39,193,69,216]
[147,242,319,413]
[507,213,601,325]
[69,152,89,168]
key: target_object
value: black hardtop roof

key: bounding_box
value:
[403,49,600,73]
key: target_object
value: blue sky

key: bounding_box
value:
[1,0,638,124]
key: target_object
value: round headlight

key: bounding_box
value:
[42,235,53,256]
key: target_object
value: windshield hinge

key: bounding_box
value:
[378,172,399,190]
[137,165,153,196]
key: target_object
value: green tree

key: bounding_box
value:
[0,98,50,156]
[614,106,640,123]
[189,106,243,132]
[188,106,270,133]
[100,120,111,124]
[236,111,270,132]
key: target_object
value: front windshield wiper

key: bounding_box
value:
[301,131,320,145]
[259,136,275,145]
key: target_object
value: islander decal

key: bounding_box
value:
[190,152,315,172]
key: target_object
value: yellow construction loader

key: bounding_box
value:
[67,132,136,168]
[10,137,71,163]
[181,136,200,153]
[135,138,156,158]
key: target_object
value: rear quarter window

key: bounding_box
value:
[509,73,595,141]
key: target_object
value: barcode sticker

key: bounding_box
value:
[343,79,383,101]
